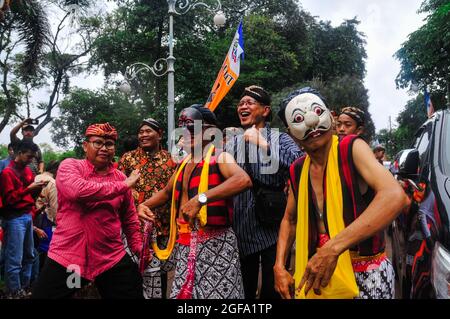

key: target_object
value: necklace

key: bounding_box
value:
[318,211,324,220]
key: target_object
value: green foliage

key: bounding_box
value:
[0,0,97,136]
[0,144,8,159]
[6,0,50,78]
[42,149,78,164]
[52,88,144,157]
[379,91,448,158]
[308,19,367,81]
[395,0,450,97]
[388,0,449,158]
[39,141,79,164]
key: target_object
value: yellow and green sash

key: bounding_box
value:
[294,135,359,299]
[152,145,215,260]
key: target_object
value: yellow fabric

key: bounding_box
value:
[197,145,215,227]
[294,135,359,299]
[152,145,215,260]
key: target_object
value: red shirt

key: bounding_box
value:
[48,158,142,281]
[0,161,35,217]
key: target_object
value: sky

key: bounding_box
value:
[0,0,426,149]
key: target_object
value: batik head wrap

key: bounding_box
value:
[139,118,163,134]
[339,107,365,127]
[240,85,272,121]
[85,122,118,141]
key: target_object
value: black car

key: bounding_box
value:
[391,109,450,299]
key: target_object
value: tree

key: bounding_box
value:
[307,18,367,82]
[380,90,448,157]
[52,88,143,157]
[0,0,99,136]
[0,0,49,133]
[395,0,450,104]
[39,142,78,163]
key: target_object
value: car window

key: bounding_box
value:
[442,114,450,175]
[416,123,431,162]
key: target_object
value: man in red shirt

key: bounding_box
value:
[0,140,46,298]
[32,123,143,299]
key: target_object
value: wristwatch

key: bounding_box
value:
[198,193,208,205]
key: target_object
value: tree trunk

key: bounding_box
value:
[0,103,14,136]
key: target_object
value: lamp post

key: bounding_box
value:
[121,0,226,149]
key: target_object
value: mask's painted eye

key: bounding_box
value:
[314,106,324,116]
[293,113,304,123]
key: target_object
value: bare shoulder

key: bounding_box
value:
[352,138,377,164]
[217,151,237,165]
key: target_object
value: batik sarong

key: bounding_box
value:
[354,258,395,299]
[122,232,174,299]
[169,227,244,299]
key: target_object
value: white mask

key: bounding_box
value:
[284,93,332,141]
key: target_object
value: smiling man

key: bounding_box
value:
[274,87,408,299]
[32,123,143,299]
[119,118,176,299]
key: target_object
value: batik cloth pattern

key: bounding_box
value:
[123,233,175,299]
[170,227,244,299]
[119,148,176,237]
[354,258,395,299]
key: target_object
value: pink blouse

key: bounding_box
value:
[48,159,142,280]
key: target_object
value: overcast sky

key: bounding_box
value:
[0,0,426,148]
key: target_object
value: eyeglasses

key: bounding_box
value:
[88,140,115,150]
[237,99,259,107]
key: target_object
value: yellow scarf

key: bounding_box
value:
[294,135,359,299]
[153,145,215,260]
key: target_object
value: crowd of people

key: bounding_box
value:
[0,85,407,299]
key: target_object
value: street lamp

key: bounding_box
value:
[120,0,226,149]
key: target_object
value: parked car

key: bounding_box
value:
[391,109,450,299]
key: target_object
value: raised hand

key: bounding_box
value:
[125,169,140,188]
[244,125,269,149]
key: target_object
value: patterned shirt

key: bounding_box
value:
[119,148,176,236]
[48,159,142,281]
[227,124,302,256]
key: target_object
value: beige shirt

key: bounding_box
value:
[35,172,58,222]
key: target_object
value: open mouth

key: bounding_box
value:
[239,111,251,119]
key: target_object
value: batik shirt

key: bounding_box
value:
[119,148,176,237]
